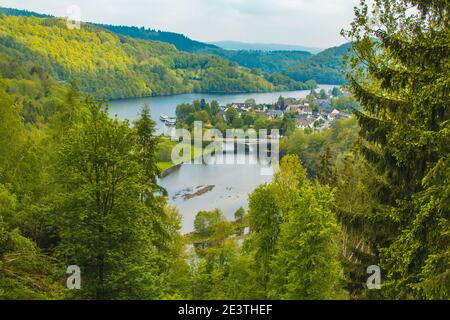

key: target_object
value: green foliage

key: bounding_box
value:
[0,15,285,100]
[0,6,346,89]
[332,87,343,97]
[134,104,161,185]
[199,49,312,73]
[189,209,261,300]
[331,95,361,113]
[247,184,281,296]
[51,100,185,299]
[198,46,344,86]
[0,184,66,299]
[225,108,239,125]
[157,139,176,163]
[245,155,345,299]
[0,6,52,18]
[281,117,360,177]
[342,0,450,299]
[194,210,225,239]
[286,43,352,84]
[175,99,293,134]
[97,24,218,52]
[268,180,344,299]
[0,52,187,299]
[1,1,448,301]
[0,76,69,298]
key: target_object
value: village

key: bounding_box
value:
[160,87,357,138]
[223,88,352,132]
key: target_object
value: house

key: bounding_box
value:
[328,109,341,120]
[335,113,351,120]
[312,115,331,131]
[231,103,253,112]
[232,102,252,109]
[228,103,253,115]
[298,104,313,115]
[316,99,333,113]
[296,118,313,129]
[286,104,301,113]
[267,109,284,119]
[331,109,340,115]
[315,114,327,123]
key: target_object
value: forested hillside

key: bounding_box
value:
[98,24,219,52]
[285,43,352,84]
[197,48,312,73]
[0,15,312,100]
[200,46,350,85]
[0,70,187,298]
[0,7,52,18]
[0,7,348,86]
[211,41,323,54]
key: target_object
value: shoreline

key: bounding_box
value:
[158,143,217,178]
[105,85,342,103]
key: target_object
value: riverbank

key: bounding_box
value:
[107,85,319,103]
[157,139,216,177]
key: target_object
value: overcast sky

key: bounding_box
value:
[0,0,360,48]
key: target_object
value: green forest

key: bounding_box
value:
[97,24,219,53]
[197,44,350,85]
[0,7,350,87]
[0,15,314,100]
[96,20,350,85]
[0,0,449,300]
[284,43,352,84]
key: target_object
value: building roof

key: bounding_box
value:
[296,118,313,128]
[267,110,284,117]
[331,109,340,115]
[317,99,333,112]
[300,106,313,114]
[286,104,301,112]
[232,103,252,108]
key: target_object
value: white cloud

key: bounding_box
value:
[0,0,360,47]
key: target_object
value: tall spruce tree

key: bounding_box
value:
[343,0,449,298]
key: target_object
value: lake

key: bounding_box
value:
[108,85,335,233]
[108,85,336,133]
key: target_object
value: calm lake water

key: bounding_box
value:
[108,85,335,233]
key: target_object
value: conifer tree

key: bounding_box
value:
[343,0,449,298]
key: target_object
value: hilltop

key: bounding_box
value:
[285,43,352,84]
[0,15,315,99]
[210,40,324,54]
